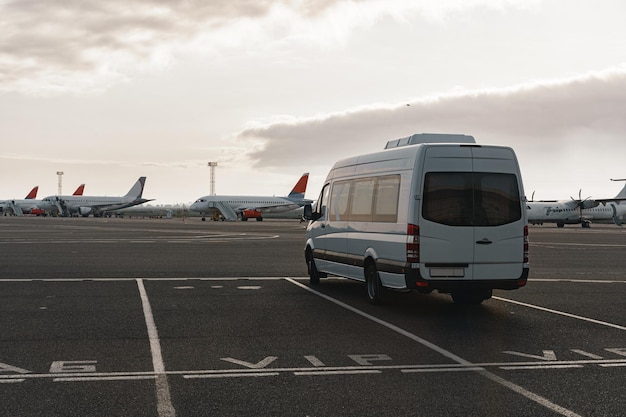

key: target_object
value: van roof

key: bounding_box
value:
[385,133,475,149]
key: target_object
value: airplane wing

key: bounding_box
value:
[246,203,300,213]
[597,198,626,205]
[90,199,155,213]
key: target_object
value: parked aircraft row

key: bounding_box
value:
[1,178,151,217]
[3,171,625,227]
[0,184,84,216]
[1,174,313,221]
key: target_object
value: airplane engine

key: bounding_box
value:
[78,207,92,216]
[579,200,598,209]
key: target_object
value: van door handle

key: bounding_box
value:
[476,238,492,245]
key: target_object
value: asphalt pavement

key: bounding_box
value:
[0,216,624,417]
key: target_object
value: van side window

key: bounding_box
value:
[317,183,330,219]
[350,178,375,222]
[423,172,521,226]
[330,180,351,221]
[374,175,400,222]
[329,175,400,223]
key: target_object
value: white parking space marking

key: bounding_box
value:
[401,367,485,373]
[294,370,382,376]
[493,297,626,331]
[0,232,280,245]
[136,279,176,417]
[529,278,626,283]
[54,375,157,382]
[500,364,584,371]
[1,276,623,417]
[184,372,280,379]
[285,278,584,417]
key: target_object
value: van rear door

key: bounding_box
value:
[419,146,476,280]
[419,145,524,282]
[470,146,525,280]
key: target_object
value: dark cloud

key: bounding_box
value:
[240,71,626,168]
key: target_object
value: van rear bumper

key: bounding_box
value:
[404,267,529,291]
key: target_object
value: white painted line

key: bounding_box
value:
[0,379,25,383]
[401,367,485,373]
[529,278,626,284]
[500,365,584,371]
[532,241,626,248]
[0,276,298,282]
[285,278,583,417]
[493,296,626,331]
[184,372,279,379]
[137,279,176,417]
[294,370,381,376]
[54,375,157,382]
[599,363,626,368]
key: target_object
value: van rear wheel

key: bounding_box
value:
[365,265,383,304]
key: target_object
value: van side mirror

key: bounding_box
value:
[303,204,313,220]
[303,204,321,221]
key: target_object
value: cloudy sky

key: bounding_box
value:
[2,0,626,205]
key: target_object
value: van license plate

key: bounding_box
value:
[430,268,465,277]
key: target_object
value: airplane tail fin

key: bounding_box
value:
[613,180,626,199]
[25,186,38,199]
[73,184,85,196]
[124,177,147,199]
[288,173,309,200]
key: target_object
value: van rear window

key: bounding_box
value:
[422,172,521,226]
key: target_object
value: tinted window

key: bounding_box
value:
[328,175,400,223]
[373,175,400,223]
[316,183,330,219]
[423,172,521,226]
[329,180,351,221]
[350,178,375,222]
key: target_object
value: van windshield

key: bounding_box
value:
[422,172,521,226]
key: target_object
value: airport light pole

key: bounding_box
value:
[208,162,218,196]
[56,171,64,195]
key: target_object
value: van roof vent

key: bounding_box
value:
[385,133,475,149]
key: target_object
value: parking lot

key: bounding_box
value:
[0,217,624,416]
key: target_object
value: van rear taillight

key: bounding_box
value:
[407,224,420,263]
[523,225,529,263]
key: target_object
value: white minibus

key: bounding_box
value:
[304,133,529,304]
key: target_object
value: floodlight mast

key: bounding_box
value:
[208,162,218,196]
[56,171,64,195]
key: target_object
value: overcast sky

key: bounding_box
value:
[2,0,626,204]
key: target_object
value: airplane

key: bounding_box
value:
[190,173,313,221]
[0,184,86,216]
[0,186,40,216]
[527,180,626,228]
[38,177,152,217]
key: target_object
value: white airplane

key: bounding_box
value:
[190,173,313,221]
[38,177,152,217]
[527,180,626,228]
[0,184,86,216]
[0,186,40,216]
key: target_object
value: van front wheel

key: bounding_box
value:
[308,258,321,285]
[365,265,383,304]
